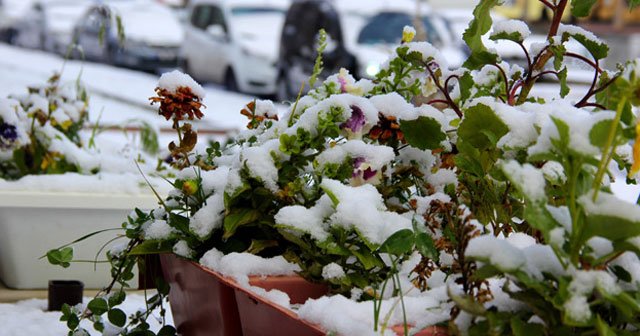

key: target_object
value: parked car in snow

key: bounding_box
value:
[179,0,290,95]
[353,10,468,79]
[0,0,36,44]
[11,0,91,55]
[73,1,184,72]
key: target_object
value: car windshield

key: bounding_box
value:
[230,7,284,16]
[357,12,442,46]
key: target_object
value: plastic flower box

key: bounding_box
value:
[0,190,158,289]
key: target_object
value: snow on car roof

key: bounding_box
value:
[191,0,290,9]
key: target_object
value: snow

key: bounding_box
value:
[143,219,175,240]
[157,70,205,98]
[274,195,333,241]
[500,160,546,202]
[199,248,301,279]
[108,1,184,46]
[321,263,346,280]
[0,294,173,336]
[579,190,640,223]
[466,235,525,272]
[491,19,531,40]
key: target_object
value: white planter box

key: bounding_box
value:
[0,191,158,289]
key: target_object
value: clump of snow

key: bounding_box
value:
[491,19,531,40]
[322,262,346,280]
[579,190,640,223]
[321,179,412,245]
[143,220,175,240]
[274,195,333,241]
[173,240,194,258]
[500,160,546,202]
[157,70,205,99]
[241,139,281,192]
[563,295,592,323]
[466,235,525,272]
[557,24,604,48]
[189,194,224,239]
[199,248,301,279]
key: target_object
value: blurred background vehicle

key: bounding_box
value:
[73,0,184,73]
[354,10,468,79]
[276,0,468,100]
[276,0,356,100]
[179,0,290,95]
[0,0,37,43]
[11,0,91,54]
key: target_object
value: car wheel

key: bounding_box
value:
[224,68,238,92]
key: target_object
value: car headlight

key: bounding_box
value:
[365,62,380,77]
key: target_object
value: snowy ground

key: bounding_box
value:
[1,42,640,334]
[0,293,173,336]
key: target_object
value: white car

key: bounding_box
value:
[180,0,290,95]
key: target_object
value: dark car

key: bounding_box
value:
[276,0,358,101]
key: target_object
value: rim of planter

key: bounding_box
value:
[0,190,158,209]
[190,261,326,334]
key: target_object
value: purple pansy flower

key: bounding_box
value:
[351,157,380,186]
[0,122,18,149]
[340,105,366,136]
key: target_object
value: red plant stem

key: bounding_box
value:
[425,61,463,117]
[516,0,568,104]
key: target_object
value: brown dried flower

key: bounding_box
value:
[150,86,204,121]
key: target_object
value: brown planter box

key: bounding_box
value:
[160,254,448,336]
[160,254,242,336]
[160,254,328,335]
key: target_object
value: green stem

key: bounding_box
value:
[567,157,582,264]
[592,97,627,201]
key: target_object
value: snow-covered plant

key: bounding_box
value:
[0,73,90,178]
[47,0,640,335]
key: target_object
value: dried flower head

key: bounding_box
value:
[240,100,278,129]
[368,112,405,144]
[150,86,204,121]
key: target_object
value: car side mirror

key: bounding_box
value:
[206,24,227,41]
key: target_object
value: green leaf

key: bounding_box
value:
[490,30,525,44]
[352,247,383,270]
[448,286,487,316]
[108,290,126,307]
[462,0,501,69]
[222,208,262,240]
[168,213,190,234]
[572,0,598,17]
[458,103,509,150]
[580,193,640,245]
[378,229,414,256]
[511,317,545,336]
[632,0,640,8]
[590,119,625,149]
[559,27,609,60]
[415,231,439,261]
[246,239,278,254]
[595,315,617,336]
[46,247,74,268]
[158,325,178,336]
[87,298,109,315]
[400,116,446,150]
[67,313,80,330]
[558,67,570,98]
[108,308,127,327]
[128,240,173,255]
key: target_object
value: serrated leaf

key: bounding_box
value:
[572,0,598,17]
[589,119,625,149]
[490,31,525,44]
[108,308,126,327]
[559,28,609,60]
[400,116,446,150]
[558,67,570,98]
[462,0,501,69]
[458,103,509,150]
[87,298,109,315]
[378,229,414,256]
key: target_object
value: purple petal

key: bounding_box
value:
[340,105,366,133]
